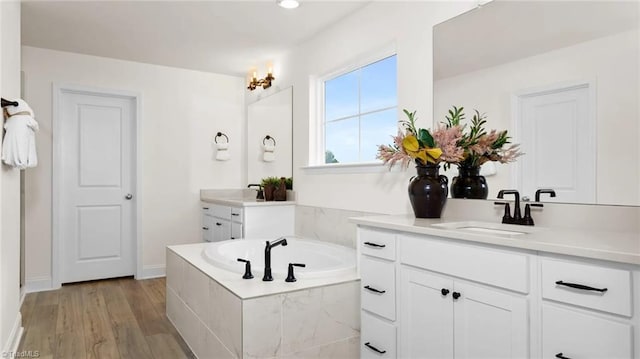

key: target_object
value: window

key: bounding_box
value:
[321,54,397,165]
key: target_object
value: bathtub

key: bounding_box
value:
[202,237,356,279]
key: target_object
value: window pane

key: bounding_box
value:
[325,117,359,164]
[361,55,397,113]
[325,70,359,121]
[360,108,398,162]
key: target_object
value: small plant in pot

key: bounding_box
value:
[261,176,281,201]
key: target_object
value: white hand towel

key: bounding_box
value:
[263,144,275,162]
[2,99,38,169]
[216,143,230,161]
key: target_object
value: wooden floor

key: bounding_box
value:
[19,277,194,359]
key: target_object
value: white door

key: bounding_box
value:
[58,90,135,283]
[400,267,454,359]
[453,282,529,359]
[515,83,595,203]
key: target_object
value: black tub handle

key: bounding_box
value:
[555,281,607,293]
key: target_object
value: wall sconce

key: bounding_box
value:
[247,68,275,91]
[214,132,230,161]
[263,135,276,162]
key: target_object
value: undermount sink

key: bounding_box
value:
[432,221,543,236]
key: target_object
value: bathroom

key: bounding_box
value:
[0,0,638,358]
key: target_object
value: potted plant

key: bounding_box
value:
[260,176,281,201]
[377,109,464,218]
[443,106,523,199]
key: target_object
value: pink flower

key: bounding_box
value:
[432,125,465,163]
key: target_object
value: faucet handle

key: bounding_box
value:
[285,263,306,283]
[237,258,254,279]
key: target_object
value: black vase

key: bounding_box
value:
[408,163,448,218]
[451,165,488,199]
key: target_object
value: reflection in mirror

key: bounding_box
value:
[433,0,639,206]
[247,87,293,186]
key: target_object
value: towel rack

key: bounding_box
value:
[1,98,18,108]
[214,132,229,143]
[263,135,276,146]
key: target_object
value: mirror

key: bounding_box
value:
[246,87,293,186]
[433,0,639,206]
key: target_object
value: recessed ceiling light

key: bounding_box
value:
[277,0,299,9]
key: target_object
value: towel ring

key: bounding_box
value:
[263,135,276,146]
[215,132,229,144]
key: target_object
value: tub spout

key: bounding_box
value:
[263,237,288,281]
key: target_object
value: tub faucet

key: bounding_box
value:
[263,237,288,281]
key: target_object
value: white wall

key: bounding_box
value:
[0,1,23,353]
[22,46,245,286]
[434,29,639,205]
[276,1,477,214]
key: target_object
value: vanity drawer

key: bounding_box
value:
[201,203,214,216]
[361,256,396,321]
[400,234,529,293]
[541,258,632,316]
[360,228,396,261]
[542,304,633,359]
[361,311,397,359]
[211,205,232,220]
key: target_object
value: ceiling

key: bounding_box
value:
[434,0,639,80]
[21,0,369,77]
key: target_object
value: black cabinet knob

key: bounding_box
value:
[452,292,461,300]
[441,288,450,296]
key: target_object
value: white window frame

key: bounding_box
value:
[306,45,397,172]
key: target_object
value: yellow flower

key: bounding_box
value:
[402,135,443,164]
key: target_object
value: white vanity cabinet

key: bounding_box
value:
[201,202,295,242]
[356,223,639,359]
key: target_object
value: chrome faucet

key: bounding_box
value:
[262,237,288,281]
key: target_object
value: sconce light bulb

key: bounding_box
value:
[277,0,299,9]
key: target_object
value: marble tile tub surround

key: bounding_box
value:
[166,249,360,359]
[295,205,378,248]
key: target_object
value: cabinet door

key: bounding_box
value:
[542,304,633,359]
[212,219,231,242]
[231,222,242,240]
[202,214,213,242]
[400,267,454,359]
[453,282,528,359]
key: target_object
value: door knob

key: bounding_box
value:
[125,194,133,200]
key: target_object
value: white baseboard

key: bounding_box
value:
[24,276,53,293]
[2,313,23,356]
[140,264,166,279]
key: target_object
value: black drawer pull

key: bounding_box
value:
[555,353,571,359]
[203,207,210,210]
[232,213,240,216]
[364,342,386,354]
[202,227,209,230]
[555,281,608,293]
[452,292,461,300]
[364,242,386,248]
[441,288,450,296]
[216,222,222,226]
[364,285,386,294]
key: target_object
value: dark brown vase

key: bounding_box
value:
[264,184,275,201]
[273,177,287,201]
[408,163,448,218]
[451,165,488,199]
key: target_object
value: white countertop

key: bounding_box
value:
[168,243,359,300]
[350,214,640,265]
[200,189,296,207]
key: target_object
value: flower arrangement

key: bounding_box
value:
[377,107,522,170]
[443,106,522,169]
[376,109,464,169]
